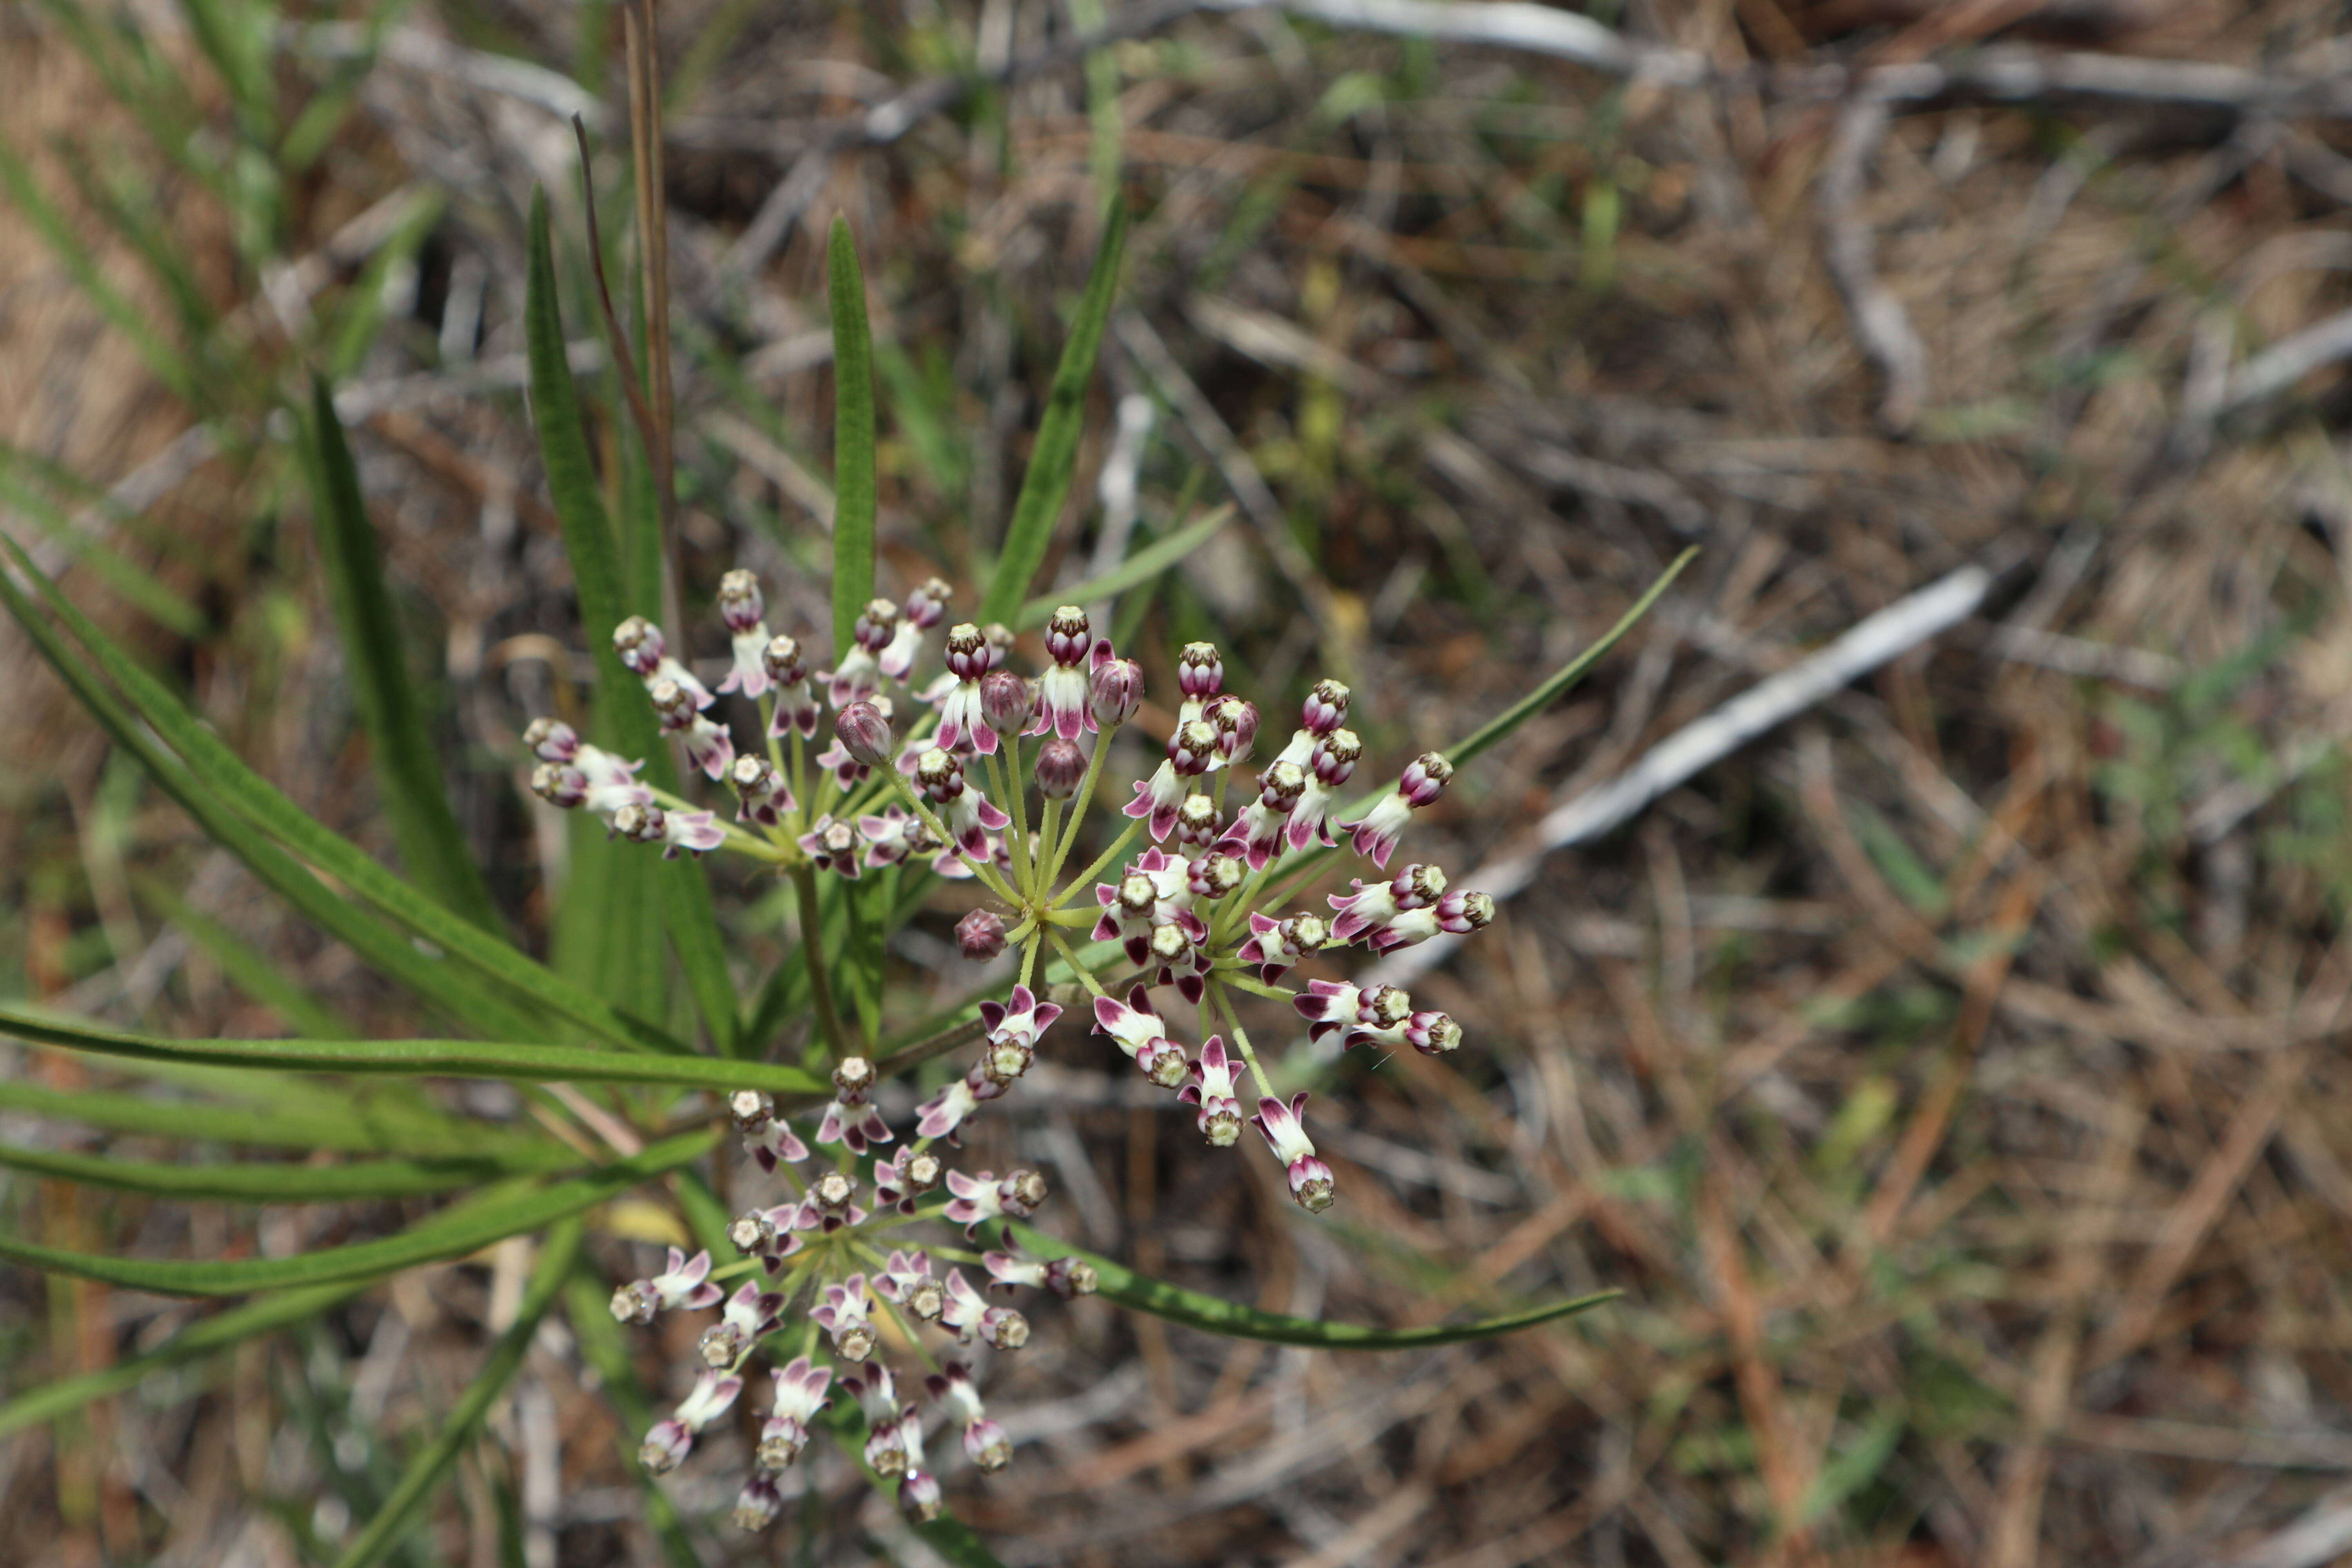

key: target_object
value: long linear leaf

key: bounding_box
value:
[0,557,549,1042]
[0,1143,539,1203]
[1007,1224,1617,1348]
[1014,505,1231,630]
[978,200,1130,626]
[827,216,877,660]
[0,1131,713,1298]
[0,465,207,635]
[0,141,194,401]
[1445,546,1697,772]
[0,1006,825,1097]
[331,1217,584,1568]
[0,535,688,1054]
[524,190,737,1053]
[0,1281,366,1440]
[303,377,502,932]
[0,1081,568,1164]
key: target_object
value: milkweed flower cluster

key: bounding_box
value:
[606,1066,1095,1529]
[521,570,1498,1524]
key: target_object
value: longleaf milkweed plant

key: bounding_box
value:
[0,178,1688,1558]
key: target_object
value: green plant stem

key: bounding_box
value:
[1207,982,1276,1099]
[1036,797,1063,892]
[792,864,848,1062]
[1046,930,1111,1000]
[881,772,1022,906]
[647,786,785,860]
[1052,818,1140,909]
[983,748,1031,898]
[1045,726,1118,889]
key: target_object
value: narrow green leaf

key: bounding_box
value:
[0,535,688,1054]
[0,1281,365,1440]
[0,463,207,633]
[0,1080,569,1165]
[0,141,195,401]
[0,558,546,1040]
[137,876,357,1040]
[1006,1224,1618,1348]
[331,1218,584,1568]
[1444,546,1697,773]
[977,200,1130,627]
[827,216,877,661]
[303,377,502,932]
[0,1131,713,1298]
[1014,505,1230,630]
[0,1005,824,1098]
[0,1143,541,1203]
[524,190,737,1053]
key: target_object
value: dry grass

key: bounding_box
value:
[7,0,2352,1563]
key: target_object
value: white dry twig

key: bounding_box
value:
[1361,563,1994,995]
[1819,96,1930,434]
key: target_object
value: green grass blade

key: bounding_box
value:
[330,1216,584,1568]
[0,535,688,1054]
[828,216,877,660]
[0,1131,713,1298]
[303,377,502,932]
[136,876,357,1039]
[1445,546,1697,772]
[0,1080,570,1164]
[524,190,737,1053]
[977,200,1130,627]
[0,463,209,637]
[1014,504,1230,630]
[0,1143,545,1203]
[0,141,195,401]
[1006,1224,1618,1348]
[0,558,549,1040]
[0,1005,825,1097]
[0,1281,366,1441]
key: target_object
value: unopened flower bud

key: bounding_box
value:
[1044,605,1091,666]
[956,909,1008,961]
[762,633,806,687]
[1090,655,1144,726]
[718,570,765,633]
[1035,738,1086,799]
[834,701,895,769]
[979,670,1032,739]
[1178,640,1223,699]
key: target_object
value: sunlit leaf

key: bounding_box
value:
[0,1142,543,1202]
[1014,505,1231,630]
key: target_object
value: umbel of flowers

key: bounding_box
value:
[521,570,1495,1526]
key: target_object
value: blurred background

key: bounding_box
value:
[7,0,2352,1564]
